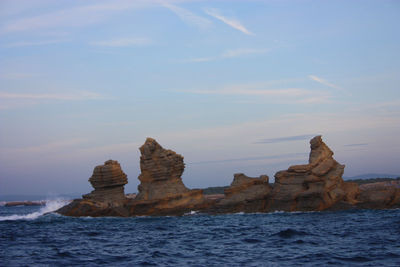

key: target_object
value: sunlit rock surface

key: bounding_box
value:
[135,138,189,200]
[125,138,207,216]
[270,136,358,211]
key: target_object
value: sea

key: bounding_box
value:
[1,200,400,266]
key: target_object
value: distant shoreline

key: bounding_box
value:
[3,201,46,207]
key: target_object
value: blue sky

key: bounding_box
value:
[0,0,399,196]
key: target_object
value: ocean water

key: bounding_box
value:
[1,201,400,266]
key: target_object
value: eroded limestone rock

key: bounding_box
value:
[83,160,128,205]
[136,138,189,200]
[56,135,400,217]
[270,136,357,211]
[57,159,129,217]
[356,182,400,209]
[213,173,272,213]
[127,138,207,215]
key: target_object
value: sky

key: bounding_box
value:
[0,0,400,197]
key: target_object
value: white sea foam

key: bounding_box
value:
[184,210,198,216]
[0,199,70,221]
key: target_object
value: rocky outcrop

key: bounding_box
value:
[270,136,358,211]
[57,160,129,217]
[356,182,400,209]
[127,138,208,215]
[136,138,189,200]
[58,139,209,217]
[125,190,208,216]
[56,135,400,217]
[212,173,272,213]
[83,160,128,205]
[5,201,46,207]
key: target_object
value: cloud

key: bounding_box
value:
[185,57,216,62]
[185,48,269,62]
[77,141,142,155]
[2,138,86,155]
[222,48,269,58]
[2,7,101,33]
[181,88,310,97]
[294,96,331,104]
[343,143,368,147]
[189,152,307,165]
[255,134,317,144]
[90,38,151,47]
[176,82,331,104]
[309,75,341,90]
[161,2,211,29]
[0,91,103,100]
[0,1,155,33]
[5,39,67,47]
[204,8,253,35]
[0,73,38,79]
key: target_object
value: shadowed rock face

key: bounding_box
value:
[270,136,357,211]
[57,160,129,217]
[82,160,128,205]
[212,173,272,213]
[136,138,189,200]
[356,183,400,209]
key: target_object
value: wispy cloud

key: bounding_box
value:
[204,8,253,35]
[1,1,155,34]
[186,57,216,63]
[2,6,102,33]
[0,91,103,100]
[177,83,331,104]
[222,48,269,58]
[186,48,268,62]
[162,2,211,29]
[343,143,368,147]
[90,37,151,47]
[5,39,67,47]
[255,134,317,144]
[294,96,331,104]
[175,82,331,104]
[309,75,342,90]
[181,88,310,97]
[189,152,307,165]
[3,138,87,155]
[0,73,38,79]
[77,141,142,155]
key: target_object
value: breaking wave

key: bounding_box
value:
[0,199,69,221]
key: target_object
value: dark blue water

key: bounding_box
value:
[1,201,400,266]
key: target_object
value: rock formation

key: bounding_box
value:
[135,138,189,200]
[56,135,400,217]
[57,160,130,217]
[5,201,46,207]
[270,136,358,211]
[83,160,128,204]
[125,138,208,215]
[212,173,272,213]
[356,182,400,209]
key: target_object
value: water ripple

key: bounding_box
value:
[1,207,400,266]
